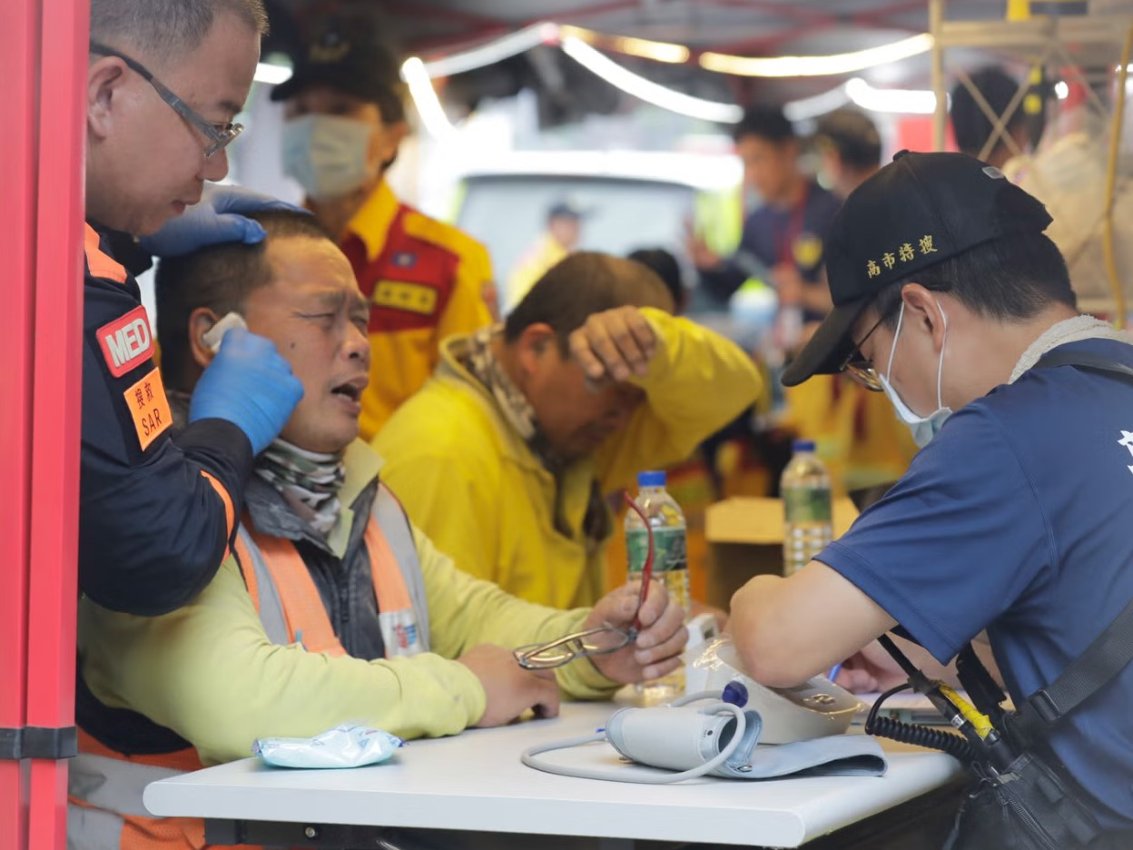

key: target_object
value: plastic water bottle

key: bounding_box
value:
[780,440,833,576]
[625,470,689,703]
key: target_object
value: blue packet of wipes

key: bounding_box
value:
[253,724,403,769]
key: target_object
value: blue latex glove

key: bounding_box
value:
[189,328,304,455]
[140,184,307,258]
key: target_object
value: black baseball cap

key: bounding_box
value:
[270,24,405,121]
[781,150,1052,387]
[547,198,589,221]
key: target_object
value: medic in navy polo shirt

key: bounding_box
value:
[729,151,1133,839]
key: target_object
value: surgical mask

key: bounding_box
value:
[878,301,953,448]
[281,114,376,201]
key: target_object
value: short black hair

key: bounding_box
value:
[90,0,268,61]
[733,105,796,145]
[504,252,673,353]
[815,109,882,171]
[627,248,683,312]
[155,211,332,390]
[950,66,1026,159]
[872,230,1076,328]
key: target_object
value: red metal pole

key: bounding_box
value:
[0,0,41,845]
[25,0,89,846]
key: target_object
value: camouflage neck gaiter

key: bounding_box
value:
[254,439,346,537]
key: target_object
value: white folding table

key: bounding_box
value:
[143,701,965,849]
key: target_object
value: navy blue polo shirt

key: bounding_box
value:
[818,338,1133,828]
[698,180,841,321]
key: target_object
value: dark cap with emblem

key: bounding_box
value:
[781,150,1053,387]
[547,197,589,221]
[270,21,406,122]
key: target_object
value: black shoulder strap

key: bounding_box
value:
[1014,596,1133,741]
[1034,348,1133,381]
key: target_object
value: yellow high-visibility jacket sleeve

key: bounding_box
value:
[79,535,616,766]
[594,307,763,493]
[414,524,616,700]
[79,557,488,766]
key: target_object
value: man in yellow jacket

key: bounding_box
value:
[375,252,763,609]
[68,213,687,849]
[274,21,495,439]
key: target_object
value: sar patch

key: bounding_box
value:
[97,306,153,377]
[372,280,438,316]
[122,367,172,452]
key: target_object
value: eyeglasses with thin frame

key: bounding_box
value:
[839,310,891,392]
[513,493,655,671]
[89,41,244,158]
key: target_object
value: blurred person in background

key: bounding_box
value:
[274,20,495,440]
[506,198,586,312]
[783,108,919,499]
[686,107,840,501]
[687,105,841,348]
[814,108,882,200]
[951,65,1034,169]
[627,247,686,314]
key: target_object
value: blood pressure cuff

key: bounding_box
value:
[605,705,887,779]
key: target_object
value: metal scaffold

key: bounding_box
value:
[928,0,1133,321]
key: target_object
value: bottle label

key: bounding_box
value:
[783,487,832,523]
[627,527,687,574]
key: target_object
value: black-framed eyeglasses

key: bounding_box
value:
[90,41,244,158]
[839,310,891,392]
[513,493,655,671]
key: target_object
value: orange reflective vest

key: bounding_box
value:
[68,485,427,849]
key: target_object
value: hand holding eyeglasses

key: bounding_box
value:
[513,494,687,678]
[582,576,688,685]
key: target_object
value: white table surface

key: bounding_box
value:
[143,701,964,848]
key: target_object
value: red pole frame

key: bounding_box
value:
[0,0,41,844]
[26,0,88,841]
[0,0,87,848]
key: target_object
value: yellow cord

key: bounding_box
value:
[938,683,994,739]
[1103,25,1133,330]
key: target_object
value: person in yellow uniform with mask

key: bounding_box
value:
[275,21,495,439]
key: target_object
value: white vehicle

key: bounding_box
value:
[452,149,741,303]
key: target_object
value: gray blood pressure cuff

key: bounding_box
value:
[605,704,887,779]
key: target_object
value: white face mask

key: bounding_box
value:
[281,114,376,201]
[878,300,953,448]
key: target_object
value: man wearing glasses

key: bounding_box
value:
[729,151,1133,843]
[80,0,304,617]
